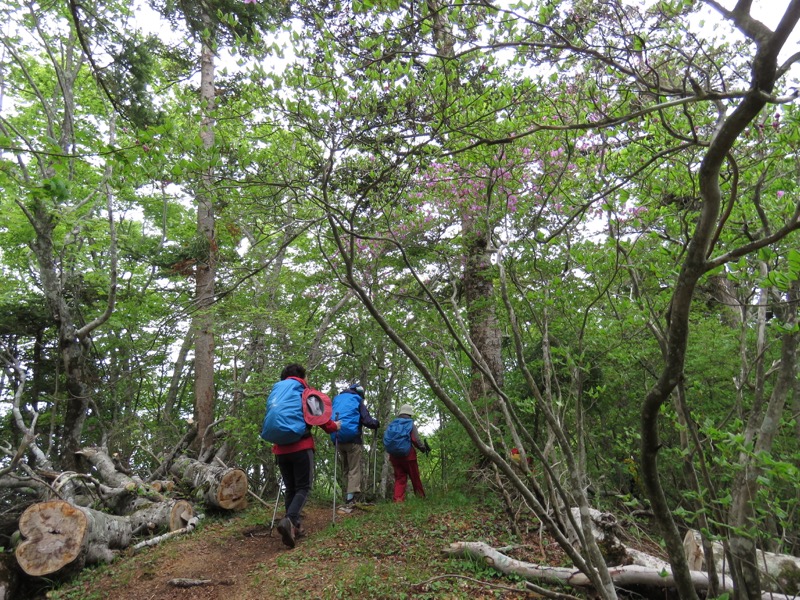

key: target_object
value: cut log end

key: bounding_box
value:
[16,500,88,577]
[170,501,194,531]
[149,480,175,493]
[215,469,248,510]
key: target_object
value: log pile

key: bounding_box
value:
[6,442,248,584]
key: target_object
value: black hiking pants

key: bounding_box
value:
[277,448,315,527]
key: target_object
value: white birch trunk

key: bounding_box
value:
[169,456,247,510]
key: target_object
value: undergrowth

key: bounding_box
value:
[43,491,552,599]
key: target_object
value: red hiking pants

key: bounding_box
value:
[389,450,425,502]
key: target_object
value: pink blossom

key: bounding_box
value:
[243,0,258,4]
[777,190,785,198]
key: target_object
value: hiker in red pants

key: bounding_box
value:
[384,404,430,502]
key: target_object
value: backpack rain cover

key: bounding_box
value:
[260,378,308,445]
[383,417,414,457]
[331,391,361,443]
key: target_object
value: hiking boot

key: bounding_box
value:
[276,517,295,548]
[295,525,306,539]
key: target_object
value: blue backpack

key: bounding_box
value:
[383,417,413,457]
[331,391,361,444]
[260,378,332,445]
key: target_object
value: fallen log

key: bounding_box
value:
[76,447,145,490]
[148,480,175,493]
[15,500,132,577]
[565,507,629,566]
[128,498,194,534]
[76,447,164,514]
[683,529,800,594]
[148,425,198,483]
[169,456,247,510]
[166,576,233,588]
[444,541,796,600]
[15,498,196,577]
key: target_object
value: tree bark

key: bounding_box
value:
[191,13,218,454]
[684,530,800,595]
[15,497,194,578]
[0,553,18,600]
[16,500,132,577]
[639,6,800,600]
[75,446,165,514]
[169,456,247,510]
[445,541,796,600]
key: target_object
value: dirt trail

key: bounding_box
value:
[56,505,335,600]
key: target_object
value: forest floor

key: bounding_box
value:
[30,491,584,600]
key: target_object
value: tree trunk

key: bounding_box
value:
[0,553,18,600]
[639,7,800,600]
[463,210,504,402]
[128,499,195,535]
[31,207,92,471]
[685,530,800,593]
[445,541,796,600]
[16,500,132,577]
[15,497,194,578]
[727,281,799,598]
[163,328,193,420]
[191,15,218,454]
[169,456,247,510]
[76,446,164,514]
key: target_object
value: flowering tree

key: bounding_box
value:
[246,0,800,597]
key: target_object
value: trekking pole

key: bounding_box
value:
[332,412,339,525]
[372,428,378,495]
[269,477,283,536]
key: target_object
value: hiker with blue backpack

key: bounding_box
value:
[260,363,341,548]
[383,403,430,502]
[331,383,380,511]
